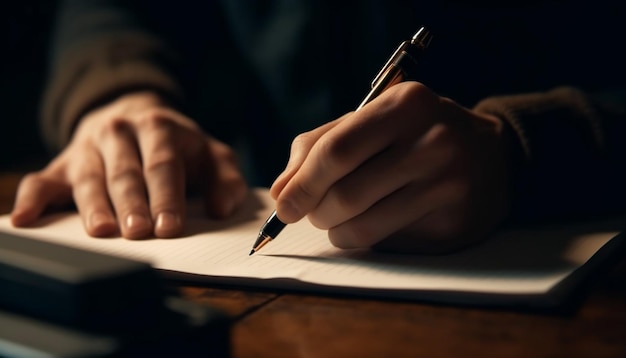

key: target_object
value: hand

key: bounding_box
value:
[11,91,247,239]
[270,82,511,253]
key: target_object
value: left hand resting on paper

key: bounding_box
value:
[10,91,248,239]
[270,82,511,254]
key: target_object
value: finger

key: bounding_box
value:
[308,131,453,229]
[327,178,463,249]
[373,205,474,254]
[68,147,119,237]
[275,108,389,223]
[99,118,152,239]
[269,118,343,199]
[135,113,186,237]
[201,136,248,219]
[11,168,72,226]
[276,83,437,223]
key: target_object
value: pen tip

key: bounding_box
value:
[249,250,255,256]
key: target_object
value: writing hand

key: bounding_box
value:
[11,91,247,239]
[270,82,510,253]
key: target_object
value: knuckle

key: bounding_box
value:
[136,109,173,130]
[150,197,179,213]
[20,172,42,185]
[108,165,143,184]
[420,125,467,166]
[292,179,316,201]
[426,123,456,147]
[293,130,352,170]
[98,117,131,140]
[396,81,433,104]
[18,172,48,192]
[143,148,180,174]
[315,136,351,171]
[72,170,104,190]
[290,131,316,152]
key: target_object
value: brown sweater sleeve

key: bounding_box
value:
[474,86,626,223]
[40,31,185,151]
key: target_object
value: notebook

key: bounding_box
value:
[0,188,624,310]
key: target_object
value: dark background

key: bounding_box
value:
[1,1,624,174]
[1,1,58,171]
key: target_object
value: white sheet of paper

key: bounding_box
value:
[0,188,620,300]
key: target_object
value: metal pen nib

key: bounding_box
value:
[249,233,272,256]
[249,211,286,255]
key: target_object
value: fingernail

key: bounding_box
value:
[89,212,116,236]
[277,199,300,223]
[156,212,181,232]
[125,214,151,238]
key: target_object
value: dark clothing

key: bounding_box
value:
[42,0,626,223]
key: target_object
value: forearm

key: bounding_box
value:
[41,0,187,151]
[474,86,626,223]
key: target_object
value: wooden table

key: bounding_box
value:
[1,172,625,358]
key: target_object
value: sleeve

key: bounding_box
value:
[40,0,190,151]
[474,86,626,224]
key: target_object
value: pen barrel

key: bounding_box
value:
[357,68,401,110]
[384,42,424,83]
[359,40,427,110]
[394,42,424,80]
[260,211,287,239]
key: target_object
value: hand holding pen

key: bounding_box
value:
[250,27,432,254]
[252,26,512,255]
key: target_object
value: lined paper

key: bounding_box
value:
[0,189,622,304]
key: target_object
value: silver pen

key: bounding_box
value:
[249,27,433,255]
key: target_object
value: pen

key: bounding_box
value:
[249,26,433,256]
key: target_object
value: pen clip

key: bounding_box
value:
[371,41,407,89]
[371,27,432,89]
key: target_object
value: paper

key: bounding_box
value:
[0,189,622,306]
